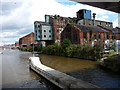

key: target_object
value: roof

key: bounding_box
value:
[19,32,34,39]
[98,25,120,34]
[34,21,51,26]
[74,24,109,33]
[79,18,113,24]
[112,28,120,33]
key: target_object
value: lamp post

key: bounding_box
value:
[33,43,35,57]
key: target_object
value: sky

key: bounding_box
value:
[0,0,119,46]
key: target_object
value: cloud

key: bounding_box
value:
[1,0,118,46]
[113,18,118,28]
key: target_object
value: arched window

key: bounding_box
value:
[83,32,87,40]
[107,33,109,39]
[98,34,101,39]
[94,34,97,39]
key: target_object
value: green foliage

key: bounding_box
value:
[36,44,42,52]
[61,38,71,49]
[113,40,116,52]
[20,39,104,61]
[61,39,71,56]
[89,29,93,41]
[54,15,57,19]
[60,17,63,20]
[20,47,32,52]
[65,19,68,24]
[69,19,73,23]
[42,45,55,55]
[66,45,77,57]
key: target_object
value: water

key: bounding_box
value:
[1,49,60,89]
[1,49,120,89]
[39,54,120,88]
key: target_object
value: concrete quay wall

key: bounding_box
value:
[29,57,99,89]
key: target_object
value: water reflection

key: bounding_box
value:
[39,54,97,73]
[2,49,120,88]
[2,49,58,89]
[39,54,120,88]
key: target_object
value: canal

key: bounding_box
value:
[1,49,120,88]
[2,49,60,89]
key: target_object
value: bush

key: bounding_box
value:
[54,43,63,56]
[42,45,55,55]
[61,38,71,56]
[37,44,42,52]
[66,45,77,57]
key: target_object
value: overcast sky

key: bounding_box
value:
[0,0,118,46]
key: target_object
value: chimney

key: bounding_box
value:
[93,13,96,26]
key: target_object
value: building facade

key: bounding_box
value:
[61,23,114,49]
[19,32,35,48]
[34,9,115,46]
[77,9,91,20]
[76,9,113,29]
[34,15,76,45]
[77,19,113,29]
[15,42,19,48]
[34,21,53,46]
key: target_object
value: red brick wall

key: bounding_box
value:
[61,24,80,44]
[15,43,19,47]
[61,24,116,45]
[53,19,66,43]
[116,33,120,40]
[19,32,34,47]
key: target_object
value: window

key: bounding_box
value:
[57,29,59,32]
[83,32,87,39]
[107,33,109,39]
[38,25,40,28]
[85,10,86,14]
[94,34,97,39]
[49,35,51,37]
[112,34,116,39]
[44,30,46,32]
[98,34,101,39]
[44,35,46,37]
[49,30,51,32]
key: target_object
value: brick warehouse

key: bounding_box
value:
[34,9,119,47]
[45,15,77,44]
[19,32,35,48]
[61,23,115,46]
[34,14,76,46]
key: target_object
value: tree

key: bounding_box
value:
[89,29,93,41]
[54,15,57,19]
[62,38,71,49]
[61,38,71,56]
